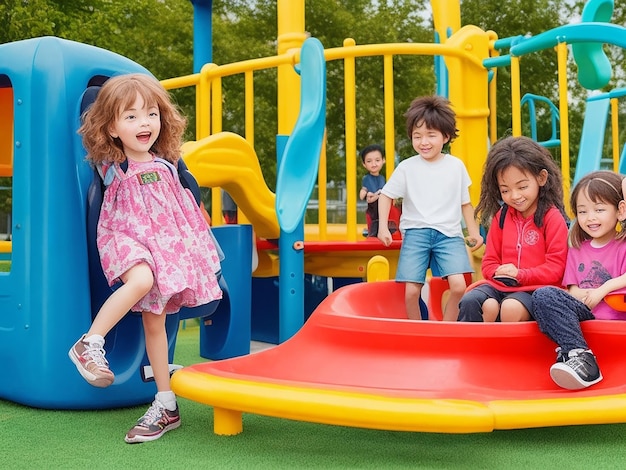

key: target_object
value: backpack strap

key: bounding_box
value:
[498,204,508,229]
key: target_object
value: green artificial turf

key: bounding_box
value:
[2,323,626,469]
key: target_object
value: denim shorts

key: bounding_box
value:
[395,228,473,284]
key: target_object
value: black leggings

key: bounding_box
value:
[458,284,533,322]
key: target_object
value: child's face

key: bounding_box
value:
[497,166,546,219]
[575,190,622,246]
[362,150,385,176]
[411,122,448,161]
[109,93,161,161]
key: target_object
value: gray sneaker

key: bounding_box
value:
[125,399,181,443]
[550,348,602,390]
[68,335,115,387]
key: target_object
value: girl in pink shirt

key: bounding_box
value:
[533,171,626,390]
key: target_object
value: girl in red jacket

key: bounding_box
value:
[458,136,568,322]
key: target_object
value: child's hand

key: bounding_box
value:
[377,227,392,247]
[494,263,518,278]
[465,233,483,252]
[365,191,381,203]
[582,288,604,310]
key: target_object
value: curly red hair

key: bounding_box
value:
[78,73,186,165]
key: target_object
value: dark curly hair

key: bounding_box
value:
[475,136,566,228]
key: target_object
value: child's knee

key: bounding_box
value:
[500,298,531,322]
[446,275,468,297]
[481,298,500,322]
[404,282,422,299]
[124,263,155,295]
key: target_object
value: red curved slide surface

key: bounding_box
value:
[173,281,626,433]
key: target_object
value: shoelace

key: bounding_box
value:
[554,347,566,362]
[565,349,592,371]
[84,343,110,368]
[568,348,587,359]
[138,400,166,426]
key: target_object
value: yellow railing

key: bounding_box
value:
[162,52,299,224]
[162,33,491,241]
[164,29,626,242]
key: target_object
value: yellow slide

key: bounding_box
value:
[181,132,280,240]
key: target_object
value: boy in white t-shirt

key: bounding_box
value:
[377,96,482,321]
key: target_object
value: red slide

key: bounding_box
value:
[172,281,626,435]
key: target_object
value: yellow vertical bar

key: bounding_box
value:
[276,0,306,135]
[211,76,223,223]
[195,86,203,139]
[383,55,395,177]
[198,63,216,139]
[211,76,223,133]
[444,26,490,206]
[556,42,570,204]
[237,70,255,226]
[344,38,357,242]
[245,71,255,147]
[611,98,619,172]
[510,56,521,136]
[317,130,328,240]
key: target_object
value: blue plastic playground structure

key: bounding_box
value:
[0,35,325,410]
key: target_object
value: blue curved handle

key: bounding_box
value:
[571,0,614,90]
[511,22,626,56]
[275,37,327,234]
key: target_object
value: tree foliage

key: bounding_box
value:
[1,0,625,197]
[0,0,195,214]
[461,1,565,142]
[211,0,432,186]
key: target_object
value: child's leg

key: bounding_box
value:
[142,311,171,393]
[69,262,154,388]
[431,233,473,321]
[442,273,467,321]
[531,287,593,351]
[458,285,501,322]
[394,229,429,319]
[124,310,181,444]
[88,262,154,337]
[532,287,600,390]
[404,282,423,320]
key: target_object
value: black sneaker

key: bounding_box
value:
[550,349,602,390]
[124,399,181,443]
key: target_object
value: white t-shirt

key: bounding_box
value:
[381,154,471,238]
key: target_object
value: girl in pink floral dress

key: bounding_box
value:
[69,73,222,443]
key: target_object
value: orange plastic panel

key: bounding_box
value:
[0,87,13,177]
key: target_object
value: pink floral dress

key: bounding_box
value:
[97,157,222,314]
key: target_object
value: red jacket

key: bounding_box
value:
[480,205,568,290]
